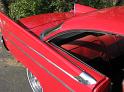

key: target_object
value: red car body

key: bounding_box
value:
[0,4,124,92]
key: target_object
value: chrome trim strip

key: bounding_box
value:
[79,72,96,85]
[8,31,78,82]
[29,46,78,82]
[9,31,78,81]
[6,31,75,92]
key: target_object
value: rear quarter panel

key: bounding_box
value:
[0,12,95,92]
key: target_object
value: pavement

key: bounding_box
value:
[0,33,32,92]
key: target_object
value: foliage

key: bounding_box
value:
[8,0,44,20]
[8,0,73,21]
[0,0,6,13]
[48,0,73,12]
[8,0,121,21]
[79,0,116,9]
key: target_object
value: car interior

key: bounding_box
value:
[49,30,124,92]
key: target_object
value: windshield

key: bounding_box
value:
[49,30,124,61]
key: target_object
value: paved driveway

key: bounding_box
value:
[0,34,32,92]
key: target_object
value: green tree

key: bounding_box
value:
[0,0,6,13]
[8,0,73,21]
[8,0,45,20]
[78,0,116,9]
[8,0,122,21]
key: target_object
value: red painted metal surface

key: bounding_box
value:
[0,12,96,92]
[19,12,74,37]
[1,4,124,92]
[19,12,74,29]
[43,6,124,41]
